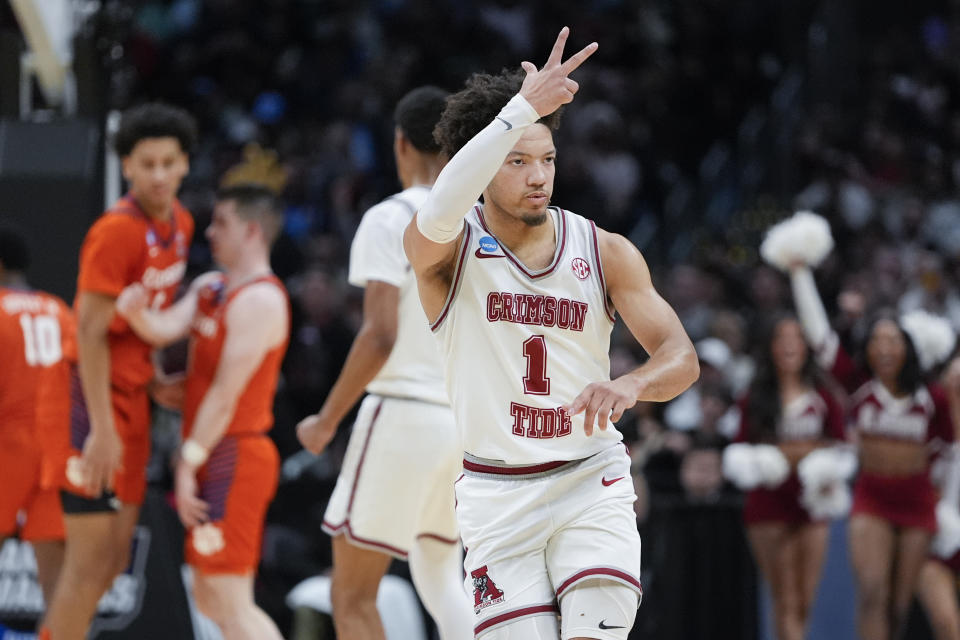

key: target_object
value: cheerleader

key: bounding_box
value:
[773,212,956,640]
[726,314,846,640]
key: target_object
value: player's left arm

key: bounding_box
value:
[183,281,287,452]
[565,229,699,435]
[174,282,288,527]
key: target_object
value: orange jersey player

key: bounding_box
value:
[0,229,74,613]
[42,102,198,640]
[116,184,288,640]
[62,191,193,502]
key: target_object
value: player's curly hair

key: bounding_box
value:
[434,68,563,158]
[114,102,198,157]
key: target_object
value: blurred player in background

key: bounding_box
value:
[42,103,197,640]
[297,86,473,640]
[0,229,72,611]
[116,184,288,640]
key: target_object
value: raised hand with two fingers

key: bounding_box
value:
[519,26,598,118]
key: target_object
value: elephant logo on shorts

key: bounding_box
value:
[470,565,505,613]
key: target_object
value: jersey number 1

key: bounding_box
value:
[522,335,550,395]
[19,314,62,366]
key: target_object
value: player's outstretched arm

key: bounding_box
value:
[565,231,699,435]
[296,280,399,455]
[115,272,220,347]
[404,27,597,318]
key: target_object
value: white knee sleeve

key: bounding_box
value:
[409,536,473,640]
[560,579,639,640]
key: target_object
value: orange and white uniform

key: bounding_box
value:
[65,194,194,505]
[181,274,289,574]
[0,287,74,541]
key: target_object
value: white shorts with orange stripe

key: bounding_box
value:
[456,444,642,638]
[322,394,462,559]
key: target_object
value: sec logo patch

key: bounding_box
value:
[571,257,590,280]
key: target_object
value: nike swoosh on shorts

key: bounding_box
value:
[599,620,626,629]
[601,476,624,486]
[496,117,513,131]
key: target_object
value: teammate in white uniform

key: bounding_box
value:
[404,29,699,639]
[297,86,473,640]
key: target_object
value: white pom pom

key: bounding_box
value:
[801,479,852,519]
[933,501,960,558]
[753,444,790,488]
[798,447,858,489]
[931,453,951,487]
[833,449,858,481]
[900,309,957,372]
[798,447,857,520]
[760,210,835,272]
[722,443,762,490]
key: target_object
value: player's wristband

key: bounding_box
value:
[416,93,540,244]
[181,439,209,468]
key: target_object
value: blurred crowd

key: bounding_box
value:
[85,0,960,635]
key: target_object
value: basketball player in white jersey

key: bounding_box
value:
[403,29,699,639]
[297,86,473,640]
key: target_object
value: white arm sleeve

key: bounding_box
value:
[790,266,838,367]
[416,93,541,243]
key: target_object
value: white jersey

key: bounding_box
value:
[434,205,623,464]
[349,185,448,405]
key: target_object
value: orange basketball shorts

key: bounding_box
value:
[184,434,279,574]
[0,441,64,541]
[55,368,151,509]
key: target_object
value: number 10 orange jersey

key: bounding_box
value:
[0,287,75,447]
[0,286,74,540]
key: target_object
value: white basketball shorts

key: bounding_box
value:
[456,444,642,637]
[323,394,462,558]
